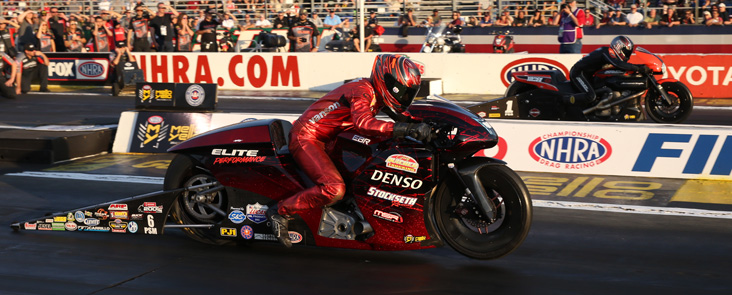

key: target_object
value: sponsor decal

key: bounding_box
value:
[385,154,419,174]
[77,226,111,232]
[131,214,144,220]
[84,218,101,226]
[500,58,570,87]
[308,101,341,124]
[110,219,129,233]
[38,223,53,231]
[52,223,66,231]
[109,204,129,211]
[74,211,86,223]
[78,61,104,78]
[404,235,427,244]
[54,216,67,223]
[352,134,371,145]
[111,211,129,220]
[185,84,206,107]
[254,233,277,241]
[144,215,158,234]
[221,227,237,237]
[529,108,541,117]
[85,211,93,217]
[228,210,246,224]
[367,186,418,207]
[136,115,169,150]
[95,209,109,220]
[489,113,501,118]
[490,106,500,111]
[632,133,731,176]
[528,132,612,169]
[246,203,268,224]
[44,218,54,223]
[67,212,75,222]
[477,111,486,118]
[140,202,164,214]
[213,156,266,164]
[144,227,158,234]
[373,210,403,223]
[128,221,139,233]
[288,231,303,244]
[24,222,37,230]
[241,225,254,240]
[370,170,424,189]
[65,222,78,231]
[212,149,259,157]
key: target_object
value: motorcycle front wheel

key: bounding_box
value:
[165,154,230,245]
[644,81,693,124]
[434,165,532,259]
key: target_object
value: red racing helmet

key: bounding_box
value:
[610,35,635,62]
[370,54,422,114]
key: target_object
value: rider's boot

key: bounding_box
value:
[266,205,292,248]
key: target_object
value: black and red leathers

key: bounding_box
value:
[277,78,394,216]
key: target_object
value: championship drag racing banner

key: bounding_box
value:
[114,110,731,180]
[128,52,732,98]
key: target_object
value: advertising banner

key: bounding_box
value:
[47,53,110,82]
[129,112,213,153]
[135,83,217,110]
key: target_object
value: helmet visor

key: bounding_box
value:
[384,73,420,112]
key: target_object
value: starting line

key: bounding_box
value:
[6,171,732,220]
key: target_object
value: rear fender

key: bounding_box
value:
[510,74,559,91]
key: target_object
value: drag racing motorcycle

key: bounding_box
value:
[471,47,693,123]
[420,24,465,53]
[12,96,532,260]
[492,31,515,53]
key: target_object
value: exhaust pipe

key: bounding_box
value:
[583,91,645,115]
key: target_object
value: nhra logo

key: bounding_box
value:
[529,132,612,169]
[500,58,570,87]
[78,61,104,78]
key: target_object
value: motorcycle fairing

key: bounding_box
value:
[511,72,559,91]
[466,96,520,119]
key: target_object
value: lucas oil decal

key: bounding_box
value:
[385,154,419,174]
[246,203,268,224]
[528,131,612,169]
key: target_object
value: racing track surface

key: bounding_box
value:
[1,93,732,294]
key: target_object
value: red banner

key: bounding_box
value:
[660,55,732,98]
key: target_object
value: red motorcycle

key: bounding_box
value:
[492,31,515,53]
[13,97,532,260]
[475,47,693,123]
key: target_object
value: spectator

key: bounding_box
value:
[16,10,39,52]
[0,18,18,58]
[176,13,194,52]
[627,4,644,27]
[501,10,515,24]
[93,16,112,52]
[238,14,255,30]
[367,11,379,30]
[660,7,681,27]
[254,14,272,28]
[465,16,478,27]
[110,46,136,94]
[128,6,152,52]
[609,9,628,26]
[399,9,417,27]
[480,12,494,27]
[323,9,342,29]
[702,10,713,24]
[583,8,596,27]
[596,10,612,28]
[16,43,49,94]
[47,7,68,52]
[150,2,179,52]
[547,11,560,26]
[642,9,660,29]
[608,0,626,11]
[0,50,17,99]
[495,12,513,26]
[431,9,442,26]
[420,16,434,27]
[530,10,546,27]
[37,22,55,52]
[64,21,86,52]
[197,9,220,52]
[448,11,463,29]
[706,10,724,25]
[720,3,732,25]
[557,0,585,54]
[351,24,373,52]
[287,10,319,52]
[513,10,530,27]
[681,9,696,24]
[273,11,289,29]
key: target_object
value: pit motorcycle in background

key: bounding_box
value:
[492,31,515,53]
[471,47,693,123]
[12,96,532,260]
[420,24,465,53]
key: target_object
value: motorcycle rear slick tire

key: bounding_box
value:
[644,81,693,124]
[434,165,532,260]
[165,154,230,245]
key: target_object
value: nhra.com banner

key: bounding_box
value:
[46,53,111,82]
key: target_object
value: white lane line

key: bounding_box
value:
[5,171,732,219]
[6,171,163,185]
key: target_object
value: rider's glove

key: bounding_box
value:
[393,122,431,142]
[638,65,653,74]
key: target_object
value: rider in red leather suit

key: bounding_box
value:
[267,54,431,247]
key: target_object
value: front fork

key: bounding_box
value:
[646,74,674,105]
[447,163,498,224]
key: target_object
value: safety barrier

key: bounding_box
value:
[113,110,732,180]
